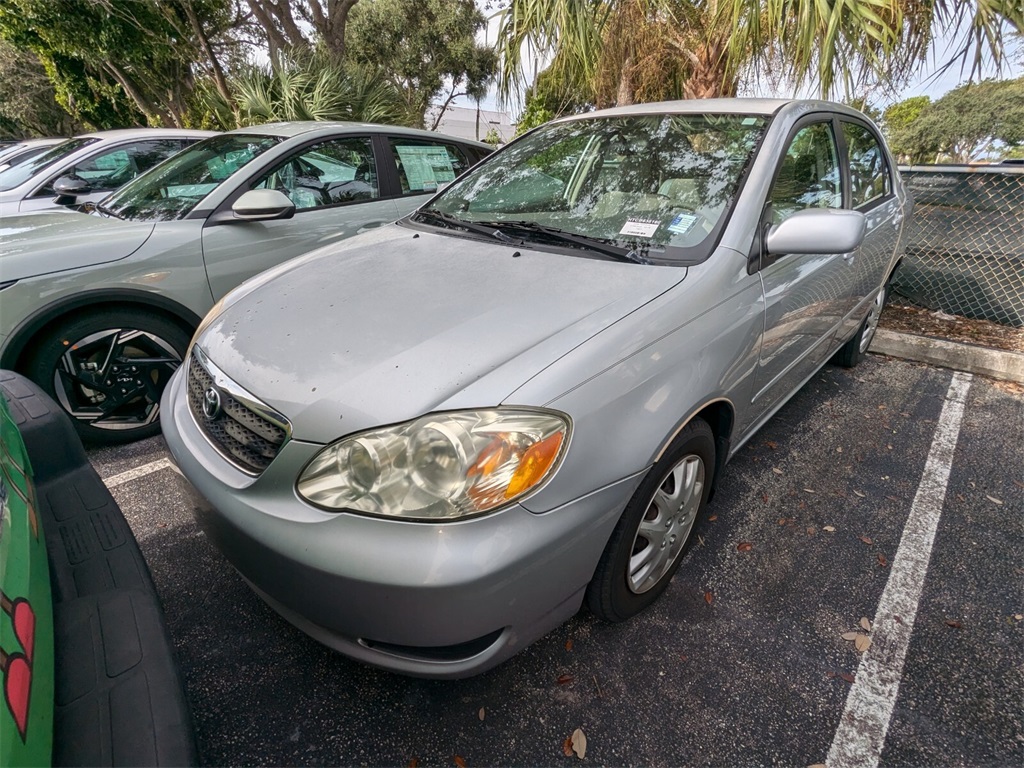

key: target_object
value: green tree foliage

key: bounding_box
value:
[0,0,243,130]
[0,39,83,138]
[882,96,932,163]
[496,0,1024,114]
[890,78,1024,163]
[346,0,497,129]
[218,51,410,126]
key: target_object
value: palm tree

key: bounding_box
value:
[497,0,1024,109]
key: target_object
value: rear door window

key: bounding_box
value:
[841,122,892,209]
[388,138,470,195]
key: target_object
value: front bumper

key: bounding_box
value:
[161,368,642,678]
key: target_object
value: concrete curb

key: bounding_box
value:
[870,328,1024,384]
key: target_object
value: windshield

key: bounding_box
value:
[0,137,97,192]
[101,134,283,221]
[425,114,768,264]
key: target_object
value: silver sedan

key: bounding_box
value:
[162,98,909,678]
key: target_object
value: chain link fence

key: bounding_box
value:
[893,165,1024,327]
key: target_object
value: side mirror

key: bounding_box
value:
[231,189,295,221]
[52,175,91,206]
[766,208,866,255]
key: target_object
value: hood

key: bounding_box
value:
[0,209,156,282]
[198,226,686,443]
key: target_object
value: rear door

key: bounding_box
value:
[200,134,400,301]
[751,117,859,415]
[379,135,477,218]
[834,119,903,343]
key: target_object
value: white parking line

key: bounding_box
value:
[102,457,174,489]
[827,371,973,768]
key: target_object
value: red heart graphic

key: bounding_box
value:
[12,600,35,662]
[4,653,31,740]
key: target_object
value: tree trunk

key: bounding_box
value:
[182,0,240,126]
[308,0,360,62]
[104,62,174,126]
[616,54,634,106]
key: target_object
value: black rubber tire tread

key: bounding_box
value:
[586,417,716,623]
[834,283,888,369]
[24,308,191,445]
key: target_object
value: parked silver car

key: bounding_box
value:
[0,138,65,173]
[0,129,215,215]
[162,99,909,678]
[0,122,490,443]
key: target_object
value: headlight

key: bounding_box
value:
[296,409,570,520]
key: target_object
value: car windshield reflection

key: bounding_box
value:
[424,114,768,264]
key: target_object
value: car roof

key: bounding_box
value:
[224,121,491,150]
[73,128,217,140]
[554,97,866,122]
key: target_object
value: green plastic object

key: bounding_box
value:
[0,392,54,767]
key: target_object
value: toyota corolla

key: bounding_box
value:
[162,99,908,678]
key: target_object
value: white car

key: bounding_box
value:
[0,122,491,444]
[0,128,215,216]
[0,138,65,172]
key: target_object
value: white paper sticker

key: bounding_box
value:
[619,218,660,238]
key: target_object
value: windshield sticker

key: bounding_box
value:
[619,217,660,238]
[668,213,699,235]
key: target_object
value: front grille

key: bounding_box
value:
[187,351,289,475]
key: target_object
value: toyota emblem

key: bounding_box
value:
[202,387,223,420]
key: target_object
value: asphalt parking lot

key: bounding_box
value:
[88,354,1023,767]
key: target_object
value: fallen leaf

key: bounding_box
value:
[877,554,889,567]
[1015,614,1023,621]
[885,495,899,502]
[408,759,419,768]
[454,756,467,768]
[986,495,1003,505]
[737,542,753,552]
[853,490,866,498]
[854,634,872,653]
[562,738,574,757]
[772,467,784,474]
[806,527,816,536]
[836,447,843,453]
[893,615,903,624]
[841,631,858,641]
[823,525,836,533]
[565,639,574,651]
[860,617,872,632]
[877,404,886,410]
[571,729,587,759]
[803,488,816,494]
[478,708,485,721]
[859,536,873,546]
[778,517,787,525]
[839,672,855,683]
[680,654,688,662]
[766,440,778,449]
[1013,480,1024,490]
[708,514,718,522]
[945,619,963,629]
[557,674,574,685]
[704,591,714,605]
[761,493,769,503]
[156,522,167,528]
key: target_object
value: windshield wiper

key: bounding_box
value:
[414,208,512,241]
[93,203,123,220]
[475,220,651,265]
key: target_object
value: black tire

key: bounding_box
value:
[586,418,715,623]
[25,309,191,445]
[834,282,888,369]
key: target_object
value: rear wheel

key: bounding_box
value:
[26,309,190,445]
[835,283,888,369]
[586,418,715,623]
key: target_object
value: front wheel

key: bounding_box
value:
[586,418,715,623]
[26,309,191,445]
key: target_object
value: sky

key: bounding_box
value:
[457,11,1023,120]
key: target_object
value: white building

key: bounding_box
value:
[428,105,516,144]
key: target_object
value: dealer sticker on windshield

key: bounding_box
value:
[667,212,699,235]
[619,217,661,238]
